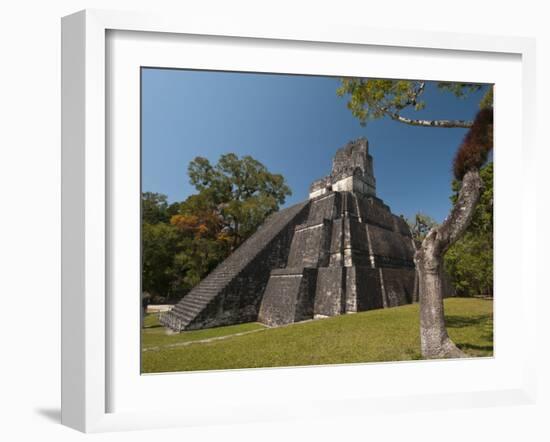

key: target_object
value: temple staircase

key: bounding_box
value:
[160,201,309,331]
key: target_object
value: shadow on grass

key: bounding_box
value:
[144,324,163,329]
[456,343,494,353]
[446,313,493,355]
[446,314,492,328]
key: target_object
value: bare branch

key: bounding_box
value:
[388,112,473,128]
[372,101,473,128]
[408,81,425,106]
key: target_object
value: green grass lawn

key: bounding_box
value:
[141,297,493,374]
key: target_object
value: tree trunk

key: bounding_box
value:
[416,169,483,359]
[389,113,473,129]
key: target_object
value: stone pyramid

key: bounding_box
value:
[160,139,416,332]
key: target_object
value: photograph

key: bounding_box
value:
[1,0,545,438]
[139,68,494,374]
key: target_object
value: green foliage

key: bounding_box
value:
[188,153,290,204]
[141,298,493,372]
[187,153,291,247]
[141,192,183,300]
[444,235,493,297]
[142,192,170,224]
[444,163,493,296]
[173,236,230,292]
[142,192,180,224]
[437,82,483,98]
[141,153,291,302]
[142,221,180,300]
[479,86,494,110]
[337,78,485,126]
[337,78,424,125]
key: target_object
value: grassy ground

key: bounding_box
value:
[141,297,493,374]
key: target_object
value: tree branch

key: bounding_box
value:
[407,81,425,106]
[388,112,473,128]
[429,169,483,257]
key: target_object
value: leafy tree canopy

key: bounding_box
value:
[141,153,292,301]
[141,221,180,299]
[142,191,180,224]
[186,153,291,247]
[336,79,490,128]
[188,153,290,204]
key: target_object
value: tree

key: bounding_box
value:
[141,221,180,300]
[170,192,231,291]
[140,154,291,303]
[337,79,484,128]
[142,191,180,224]
[141,192,184,303]
[444,163,493,297]
[187,153,291,248]
[339,79,493,358]
[416,109,493,358]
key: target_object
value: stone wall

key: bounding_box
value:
[314,267,346,317]
[162,138,423,332]
[258,267,318,327]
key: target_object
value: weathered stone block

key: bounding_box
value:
[380,267,416,307]
[367,223,415,267]
[258,268,317,327]
[287,219,332,268]
[349,266,385,311]
[307,192,338,224]
[314,267,346,317]
[357,196,395,231]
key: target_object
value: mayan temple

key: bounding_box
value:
[160,138,417,332]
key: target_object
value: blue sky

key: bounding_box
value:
[141,68,488,223]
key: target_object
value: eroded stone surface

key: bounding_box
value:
[160,139,417,331]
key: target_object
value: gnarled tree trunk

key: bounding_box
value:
[416,169,483,359]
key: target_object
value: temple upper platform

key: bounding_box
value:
[309,138,376,199]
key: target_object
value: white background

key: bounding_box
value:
[0,1,548,441]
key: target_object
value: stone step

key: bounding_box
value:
[189,291,216,299]
[193,286,219,292]
[198,278,231,286]
[173,304,201,314]
[172,306,201,317]
[180,295,211,306]
[171,310,197,322]
[173,303,203,314]
[187,288,216,295]
[161,201,310,331]
[187,298,215,307]
[198,279,229,285]
[181,299,208,309]
[193,286,224,293]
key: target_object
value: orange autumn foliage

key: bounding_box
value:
[170,213,222,240]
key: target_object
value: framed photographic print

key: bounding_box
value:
[61,9,537,433]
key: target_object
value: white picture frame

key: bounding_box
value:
[61,9,537,433]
